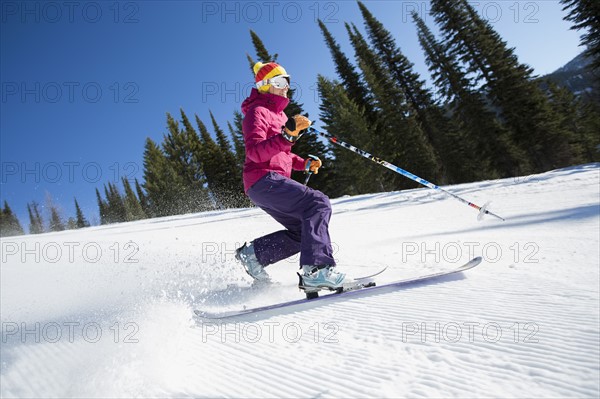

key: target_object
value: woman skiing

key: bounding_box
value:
[235,61,345,291]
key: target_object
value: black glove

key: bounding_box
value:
[281,115,312,142]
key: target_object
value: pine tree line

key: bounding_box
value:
[0,197,90,237]
[2,106,253,232]
[134,110,251,220]
[315,0,599,198]
[0,201,24,237]
[96,179,147,225]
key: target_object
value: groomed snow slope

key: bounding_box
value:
[1,164,599,398]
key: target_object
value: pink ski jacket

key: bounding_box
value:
[241,88,305,192]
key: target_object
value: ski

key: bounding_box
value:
[194,257,482,320]
[352,266,388,281]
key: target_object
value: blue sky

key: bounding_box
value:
[0,1,583,230]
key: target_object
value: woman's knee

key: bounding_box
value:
[310,190,332,212]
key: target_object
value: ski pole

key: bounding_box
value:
[303,172,312,186]
[307,127,505,221]
[303,154,320,186]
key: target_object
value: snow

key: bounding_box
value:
[1,163,599,398]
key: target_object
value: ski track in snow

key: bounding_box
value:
[1,164,599,398]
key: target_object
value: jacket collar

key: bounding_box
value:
[242,88,289,114]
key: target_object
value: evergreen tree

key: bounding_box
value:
[46,195,65,232]
[413,12,526,179]
[561,0,600,73]
[347,23,440,188]
[74,198,90,228]
[1,201,24,237]
[317,76,386,195]
[576,99,600,161]
[154,111,213,215]
[250,30,278,65]
[414,11,468,102]
[317,19,386,192]
[246,53,257,75]
[357,1,449,175]
[545,80,600,163]
[66,217,77,230]
[0,206,4,235]
[163,112,195,201]
[122,178,146,221]
[106,182,128,223]
[210,111,249,207]
[27,202,44,234]
[196,114,231,208]
[228,111,246,170]
[169,110,213,212]
[211,111,240,176]
[431,0,578,173]
[227,113,255,208]
[48,206,65,232]
[429,0,492,85]
[95,188,108,225]
[318,19,375,122]
[134,178,151,217]
[143,137,186,217]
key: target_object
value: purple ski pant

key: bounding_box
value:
[247,171,336,267]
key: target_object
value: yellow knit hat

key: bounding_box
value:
[254,62,289,92]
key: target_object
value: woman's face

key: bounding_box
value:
[267,75,290,98]
[269,84,288,98]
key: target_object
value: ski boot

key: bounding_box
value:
[235,242,270,282]
[298,265,346,299]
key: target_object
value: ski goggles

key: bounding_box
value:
[256,75,290,90]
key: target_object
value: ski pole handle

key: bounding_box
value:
[303,154,320,186]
